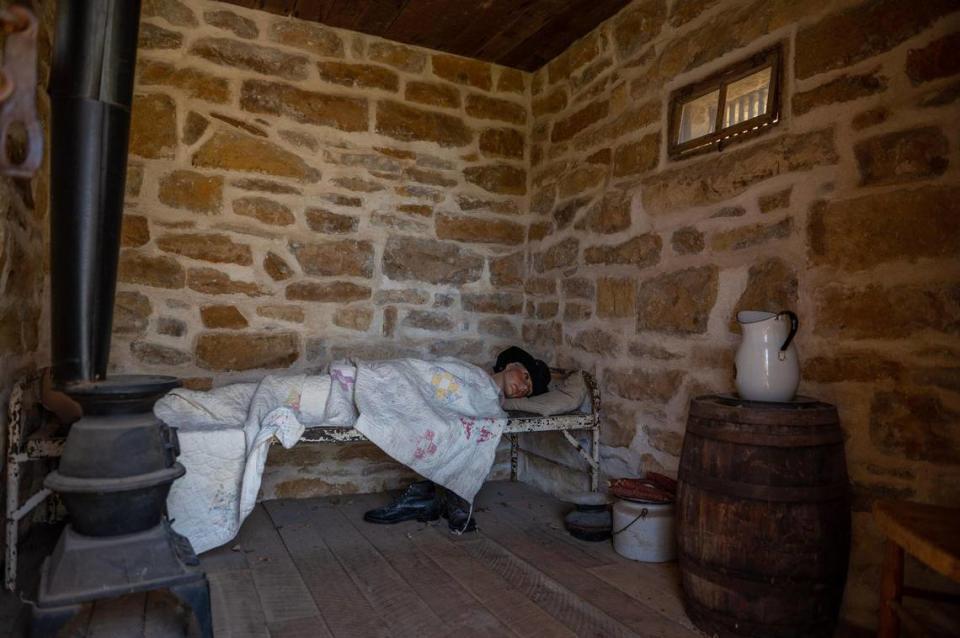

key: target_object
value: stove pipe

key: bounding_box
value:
[49,0,142,387]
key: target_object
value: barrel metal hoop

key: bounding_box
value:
[681,583,838,636]
[685,418,845,447]
[679,467,848,502]
[679,552,839,597]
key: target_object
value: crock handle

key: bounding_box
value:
[777,310,798,352]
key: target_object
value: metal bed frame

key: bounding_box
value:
[4,369,601,592]
[298,368,602,492]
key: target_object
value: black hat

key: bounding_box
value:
[494,346,551,397]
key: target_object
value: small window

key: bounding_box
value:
[668,46,781,159]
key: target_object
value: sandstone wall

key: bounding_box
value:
[113,0,530,497]
[521,0,959,627]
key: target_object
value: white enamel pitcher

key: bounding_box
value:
[735,310,799,402]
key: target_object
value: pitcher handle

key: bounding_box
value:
[776,311,798,357]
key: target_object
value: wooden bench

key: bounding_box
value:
[874,500,960,638]
[298,368,602,491]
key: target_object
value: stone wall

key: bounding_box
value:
[521,0,959,627]
[113,0,530,496]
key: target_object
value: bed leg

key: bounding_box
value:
[591,427,600,492]
[510,434,518,483]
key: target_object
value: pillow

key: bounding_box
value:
[502,370,588,416]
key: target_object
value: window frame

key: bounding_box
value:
[667,45,783,160]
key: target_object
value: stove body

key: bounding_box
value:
[32,1,211,635]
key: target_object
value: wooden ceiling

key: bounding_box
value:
[220,0,632,71]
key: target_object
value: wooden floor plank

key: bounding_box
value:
[406,523,578,638]
[236,506,320,625]
[337,495,515,638]
[478,507,701,638]
[208,569,270,638]
[263,499,393,638]
[267,498,443,638]
[200,539,249,575]
[267,615,335,638]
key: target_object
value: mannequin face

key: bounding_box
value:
[494,362,532,398]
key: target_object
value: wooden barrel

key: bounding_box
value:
[677,395,850,638]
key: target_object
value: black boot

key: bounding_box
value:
[441,488,477,533]
[363,480,440,524]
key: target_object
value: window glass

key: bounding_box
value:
[723,67,771,127]
[677,89,719,144]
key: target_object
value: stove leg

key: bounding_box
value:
[170,577,213,638]
[30,602,81,638]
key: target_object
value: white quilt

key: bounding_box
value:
[156,358,506,553]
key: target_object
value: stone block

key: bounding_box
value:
[403,167,457,187]
[804,353,902,383]
[643,425,683,457]
[286,281,372,303]
[291,239,374,278]
[521,321,562,347]
[233,178,301,195]
[405,80,461,109]
[613,132,660,177]
[402,310,454,332]
[918,79,960,108]
[466,94,527,125]
[479,128,525,160]
[241,80,368,132]
[525,278,557,296]
[376,100,473,147]
[126,163,144,197]
[528,221,552,241]
[906,32,960,85]
[870,390,959,465]
[710,218,793,251]
[575,99,660,152]
[316,60,399,92]
[197,332,300,371]
[191,38,309,80]
[558,165,606,199]
[203,10,258,39]
[187,268,267,296]
[577,191,630,234]
[534,237,579,272]
[256,305,305,324]
[139,23,182,50]
[131,342,192,366]
[121,215,150,248]
[551,197,591,230]
[382,236,483,285]
[334,306,374,331]
[209,112,268,138]
[547,30,603,85]
[854,126,949,186]
[375,289,430,305]
[562,277,595,300]
[201,305,248,329]
[597,277,637,318]
[642,129,837,212]
[497,68,525,94]
[793,70,887,115]
[564,303,592,322]
[368,41,427,72]
[142,0,196,26]
[263,252,294,281]
[490,252,525,287]
[671,227,704,255]
[431,54,492,91]
[397,204,433,217]
[600,401,638,448]
[613,0,666,60]
[815,282,959,339]
[182,112,209,145]
[118,251,185,289]
[851,107,890,131]
[113,291,151,336]
[457,196,519,216]
[303,208,358,235]
[435,213,524,245]
[567,327,619,355]
[533,88,567,118]
[267,20,344,57]
[320,193,362,208]
[809,186,959,270]
[331,177,385,193]
[604,367,685,403]
[478,317,517,338]
[584,234,661,268]
[158,170,223,213]
[129,93,176,159]
[730,257,798,330]
[757,187,792,214]
[157,232,252,265]
[637,266,718,334]
[193,130,319,182]
[795,0,957,79]
[461,292,524,315]
[157,317,187,337]
[463,164,526,195]
[551,99,609,143]
[668,0,720,27]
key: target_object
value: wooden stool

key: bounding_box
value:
[873,500,960,637]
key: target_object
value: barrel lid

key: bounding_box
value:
[690,393,839,426]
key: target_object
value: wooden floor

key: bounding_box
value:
[203,480,701,638]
